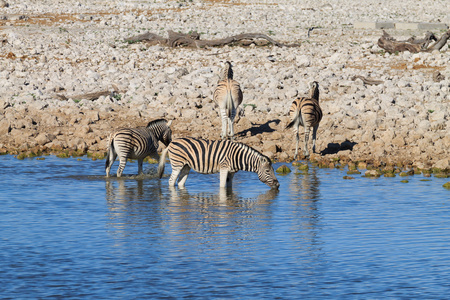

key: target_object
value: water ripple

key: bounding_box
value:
[0,156,449,298]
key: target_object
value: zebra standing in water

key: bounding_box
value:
[213,61,243,140]
[158,137,279,189]
[105,119,172,177]
[286,81,322,159]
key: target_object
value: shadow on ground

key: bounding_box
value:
[238,119,281,137]
[320,140,357,155]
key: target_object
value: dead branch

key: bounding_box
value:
[57,86,125,101]
[351,75,384,85]
[404,32,437,45]
[378,30,450,53]
[125,30,300,48]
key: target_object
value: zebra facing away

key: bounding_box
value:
[105,119,172,177]
[286,81,322,159]
[213,61,243,140]
[158,137,279,189]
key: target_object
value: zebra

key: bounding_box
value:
[286,81,322,159]
[105,119,172,177]
[157,137,279,189]
[213,61,243,140]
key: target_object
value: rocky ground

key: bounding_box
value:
[0,0,449,171]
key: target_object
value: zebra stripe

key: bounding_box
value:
[158,137,279,189]
[105,118,172,177]
[213,61,243,140]
[286,81,323,158]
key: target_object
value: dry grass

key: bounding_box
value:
[0,7,190,27]
[347,62,444,72]
[391,63,445,71]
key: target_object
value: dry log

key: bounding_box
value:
[351,75,384,85]
[57,85,124,101]
[125,30,300,48]
[378,30,450,53]
[125,32,168,45]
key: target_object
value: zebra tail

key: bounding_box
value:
[226,88,233,118]
[285,119,296,129]
[286,106,301,130]
[105,134,114,170]
[158,147,169,179]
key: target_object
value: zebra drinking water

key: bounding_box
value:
[286,81,323,159]
[213,61,243,140]
[158,137,279,189]
[105,119,172,177]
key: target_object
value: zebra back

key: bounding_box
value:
[286,82,322,129]
[215,61,243,119]
[214,79,243,115]
[108,126,158,160]
[110,119,172,158]
[300,97,322,128]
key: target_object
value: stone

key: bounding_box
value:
[433,159,449,170]
[0,119,11,136]
[276,165,291,174]
[365,170,381,177]
[35,133,51,146]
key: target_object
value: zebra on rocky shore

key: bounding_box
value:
[213,61,243,140]
[286,81,322,159]
[158,137,279,189]
[105,119,172,177]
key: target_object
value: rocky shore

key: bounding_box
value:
[0,0,449,171]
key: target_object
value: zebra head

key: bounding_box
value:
[257,156,280,189]
[146,119,172,146]
[309,81,319,101]
[161,120,172,147]
[221,61,233,80]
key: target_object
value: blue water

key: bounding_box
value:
[1,155,449,299]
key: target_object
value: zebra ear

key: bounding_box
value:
[167,120,173,127]
[260,156,270,165]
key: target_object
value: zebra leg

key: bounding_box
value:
[117,157,127,177]
[138,158,144,175]
[304,125,310,157]
[226,172,235,187]
[219,169,229,188]
[105,150,117,177]
[294,126,300,160]
[177,165,191,188]
[220,110,227,140]
[229,117,235,140]
[312,125,319,154]
[169,165,182,187]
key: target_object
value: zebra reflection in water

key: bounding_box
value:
[168,186,279,206]
[166,186,279,239]
[288,165,321,252]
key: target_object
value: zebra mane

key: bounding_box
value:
[233,141,270,162]
[146,118,168,128]
[309,81,319,101]
[221,61,233,80]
